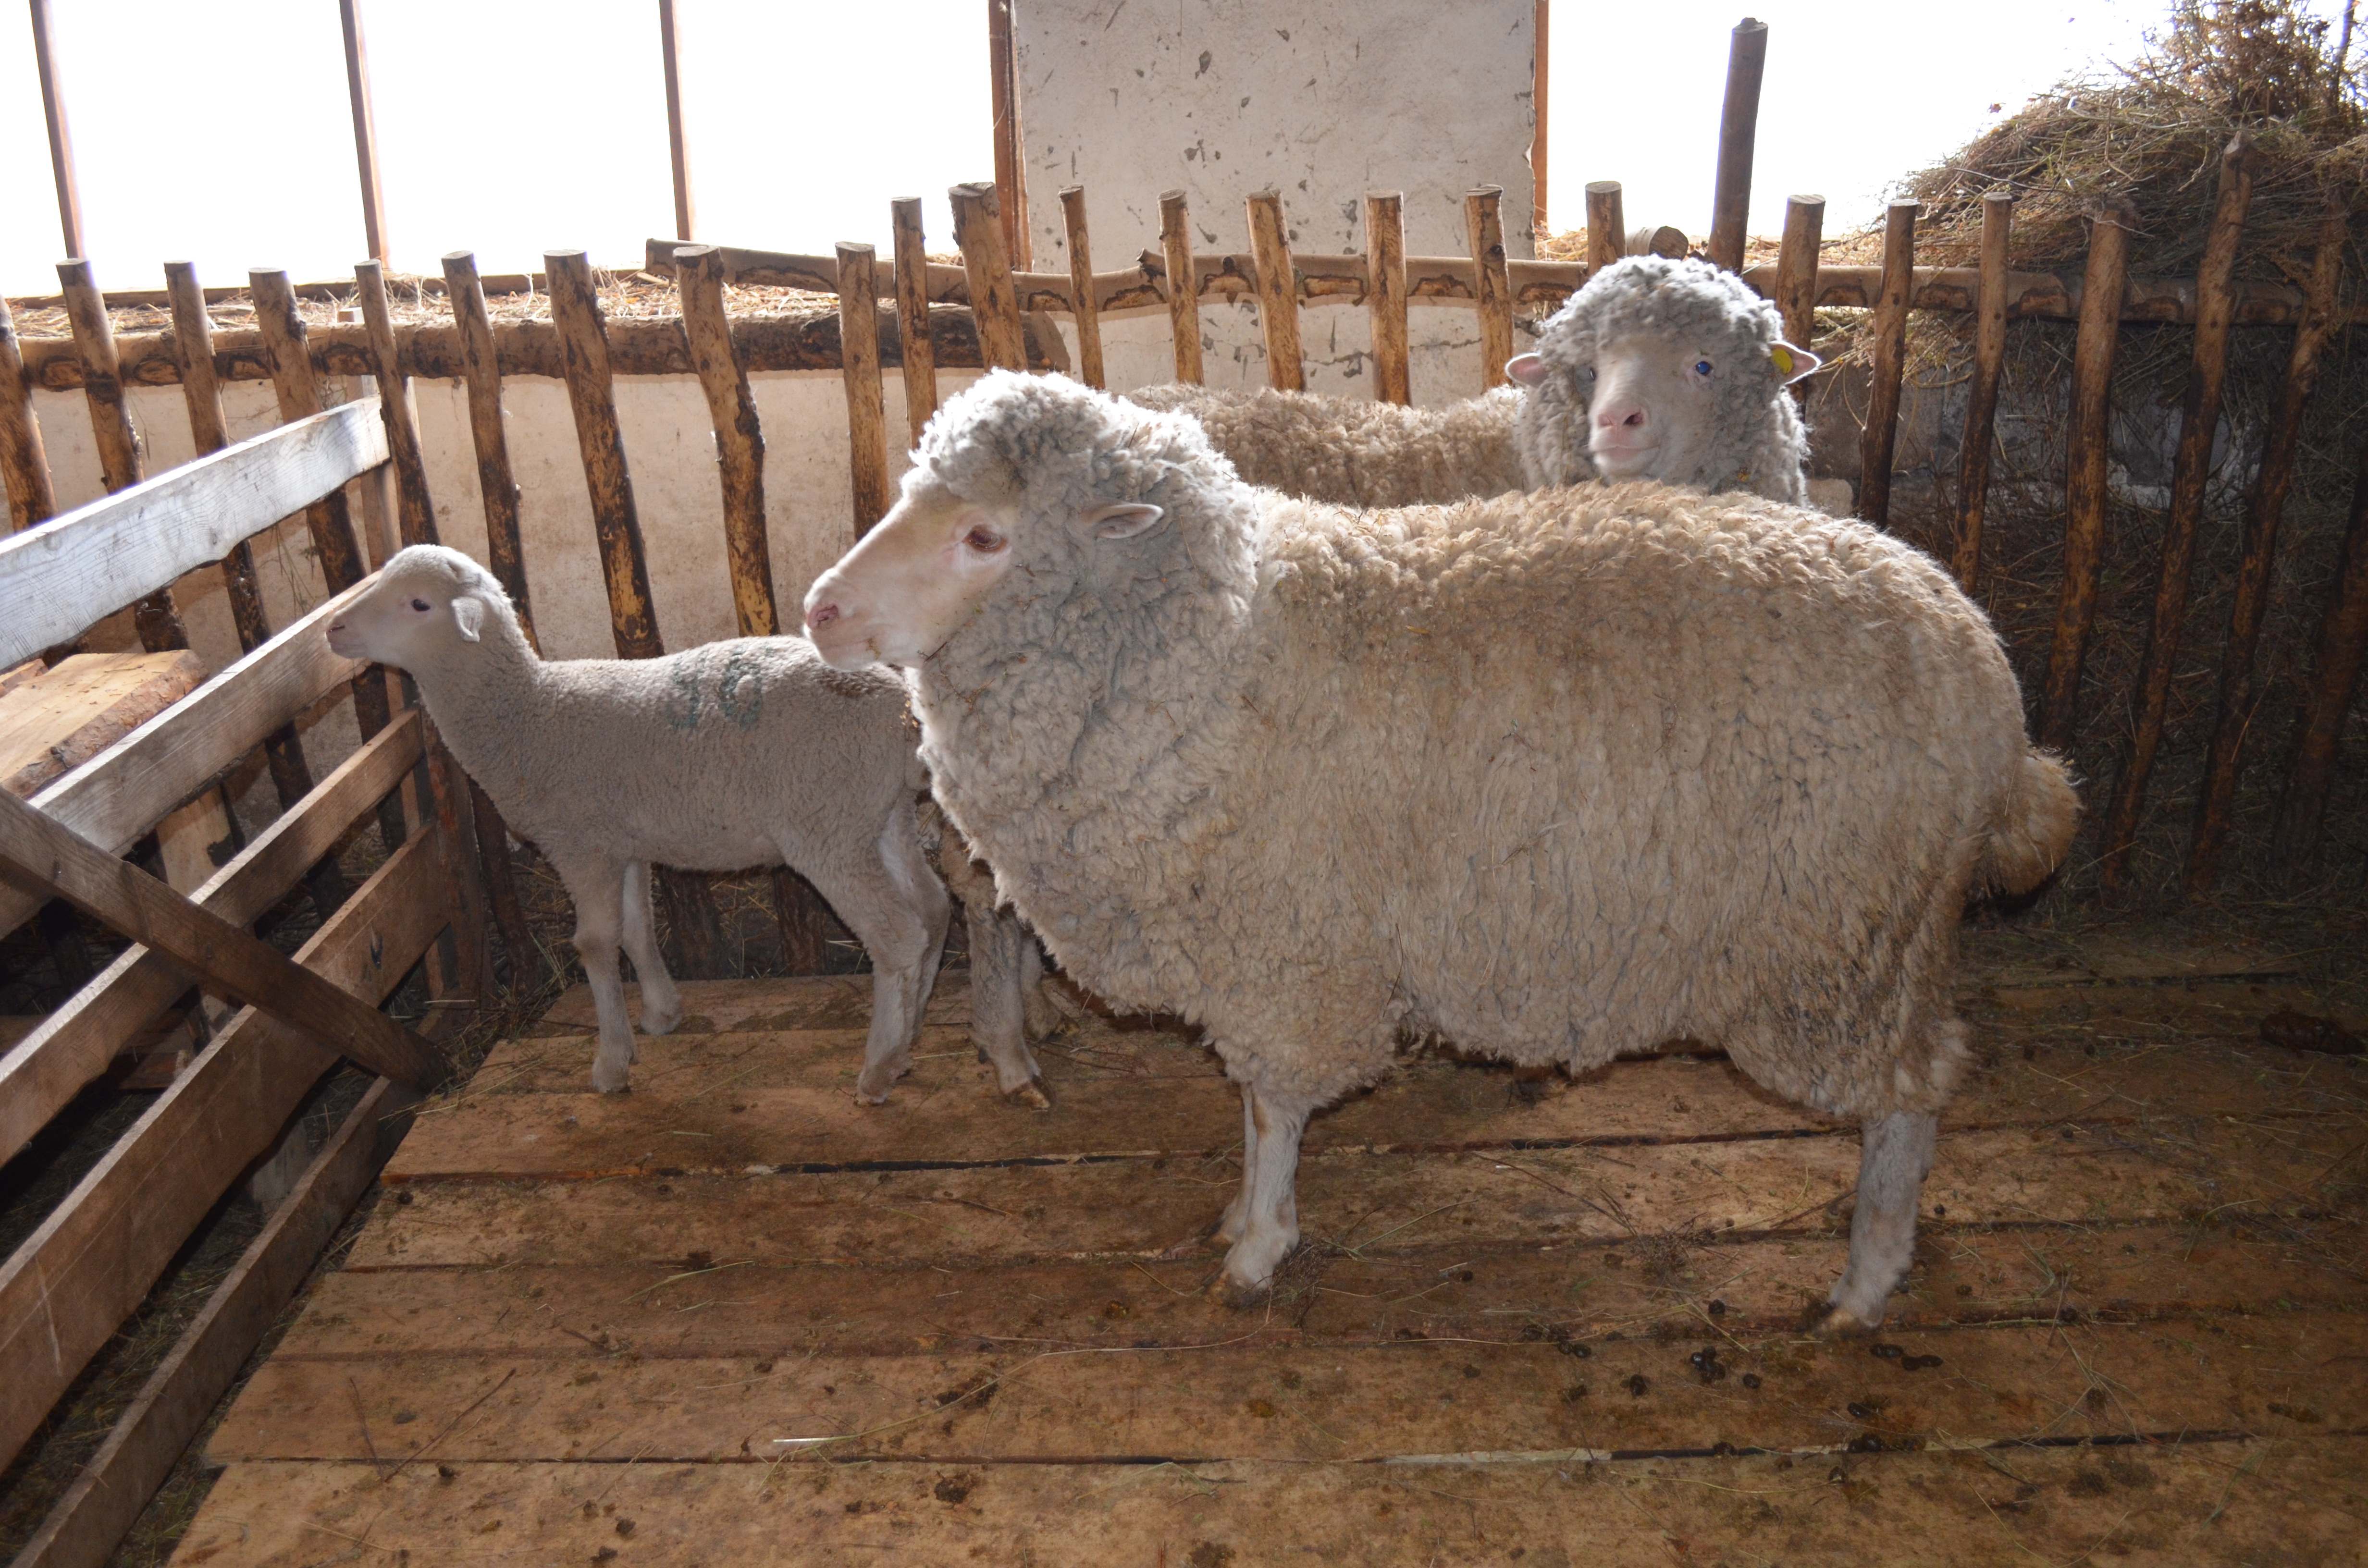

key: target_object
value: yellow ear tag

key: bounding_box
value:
[1770,345,1794,376]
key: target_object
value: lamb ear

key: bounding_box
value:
[1770,341,1823,385]
[1505,353,1548,388]
[1084,503,1165,540]
[451,596,486,642]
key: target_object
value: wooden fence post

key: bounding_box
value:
[1585,182,1625,276]
[2186,200,2350,892]
[1247,190,1305,392]
[1466,186,1514,392]
[58,262,187,655]
[658,0,696,242]
[1951,191,2014,592]
[1366,192,1411,407]
[890,199,940,444]
[354,263,433,548]
[1160,190,1204,384]
[1774,195,1823,403]
[1707,16,1769,273]
[2098,135,2257,892]
[2035,200,2135,755]
[440,252,535,649]
[838,243,892,537]
[2269,431,2368,885]
[677,245,777,636]
[1856,201,1918,527]
[948,182,1029,373]
[545,249,728,978]
[337,0,389,264]
[1059,186,1106,389]
[0,297,57,534]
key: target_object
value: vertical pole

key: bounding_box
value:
[0,297,58,532]
[1246,191,1305,393]
[2035,201,2135,755]
[58,261,188,654]
[1530,0,1549,242]
[1466,186,1514,392]
[1856,201,1917,527]
[1365,192,1411,407]
[1951,191,2014,592]
[987,0,1028,269]
[337,0,390,265]
[1584,182,1625,277]
[1059,186,1106,390]
[676,245,777,637]
[658,0,696,242]
[1160,190,1203,384]
[890,199,940,444]
[1707,17,1768,274]
[2270,432,2368,886]
[2097,135,2257,893]
[440,252,535,649]
[948,183,1029,372]
[354,262,435,548]
[1773,196,1823,404]
[29,0,85,260]
[838,243,891,538]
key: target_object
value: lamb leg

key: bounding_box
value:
[820,828,950,1104]
[620,859,683,1037]
[554,854,636,1093]
[966,900,1050,1106]
[1820,1109,1938,1333]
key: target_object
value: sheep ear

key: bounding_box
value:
[1084,503,1165,540]
[451,596,486,642]
[1770,341,1823,385]
[1505,353,1548,388]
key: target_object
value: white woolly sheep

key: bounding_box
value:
[1126,255,1829,511]
[326,544,1050,1106]
[804,372,2079,1331]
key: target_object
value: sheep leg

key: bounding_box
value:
[966,900,1050,1108]
[817,822,950,1105]
[1209,1089,1259,1246]
[1017,941,1062,1040]
[1819,1109,1939,1334]
[1215,1082,1314,1306]
[555,856,635,1093]
[620,859,683,1037]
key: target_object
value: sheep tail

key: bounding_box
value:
[1981,749,2080,895]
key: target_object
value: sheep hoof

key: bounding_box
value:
[1211,1271,1274,1310]
[1808,1301,1881,1337]
[1003,1077,1054,1111]
[590,1065,632,1094]
[640,1004,682,1037]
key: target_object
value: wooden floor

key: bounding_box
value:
[176,926,2368,1566]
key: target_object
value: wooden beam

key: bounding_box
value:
[0,576,376,942]
[1059,187,1106,390]
[337,0,390,264]
[11,1076,421,1568]
[1707,17,1768,272]
[0,788,451,1090]
[2186,200,2350,892]
[356,262,436,548]
[1366,193,1411,407]
[57,261,187,655]
[0,710,423,1169]
[987,0,1027,270]
[2097,136,2257,893]
[2269,430,2368,884]
[0,297,58,532]
[1246,191,1305,393]
[675,245,776,637]
[0,403,386,669]
[0,825,450,1473]
[439,253,536,650]
[1466,187,1514,392]
[1951,192,2013,593]
[889,200,940,445]
[1159,191,1203,384]
[29,0,84,260]
[1857,201,1918,527]
[838,243,891,538]
[949,183,1029,373]
[658,0,696,242]
[1774,196,1822,407]
[1585,182,1625,276]
[250,270,372,594]
[2035,201,2135,755]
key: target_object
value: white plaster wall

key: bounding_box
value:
[1015,0,1538,404]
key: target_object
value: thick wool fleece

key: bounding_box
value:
[905,373,2075,1123]
[1517,256,1812,503]
[1124,383,1535,507]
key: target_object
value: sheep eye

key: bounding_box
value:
[1692,359,1714,378]
[410,597,432,612]
[962,526,1006,553]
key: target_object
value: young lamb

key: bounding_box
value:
[804,372,2079,1332]
[325,544,1050,1106]
[1125,255,1825,509]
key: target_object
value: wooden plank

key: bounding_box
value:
[11,1077,422,1568]
[675,244,777,638]
[1856,201,1918,527]
[838,242,891,538]
[0,295,59,531]
[1159,190,1203,383]
[949,182,1029,373]
[0,402,386,668]
[2270,430,2368,882]
[2098,135,2257,893]
[0,826,449,1472]
[1706,18,1768,272]
[1586,182,1626,276]
[56,260,186,655]
[1465,186,1513,392]
[1951,191,2013,591]
[0,785,450,1089]
[439,253,535,650]
[0,709,423,1168]
[0,649,204,796]
[174,1442,2368,1568]
[0,576,377,941]
[2188,201,2351,891]
[355,261,436,548]
[1365,193,1411,406]
[888,198,939,445]
[1246,191,1305,392]
[2036,201,2135,754]
[1057,186,1106,390]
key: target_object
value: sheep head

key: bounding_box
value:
[806,371,1251,672]
[326,544,516,672]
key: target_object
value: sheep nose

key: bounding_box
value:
[1595,402,1648,430]
[806,601,841,631]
